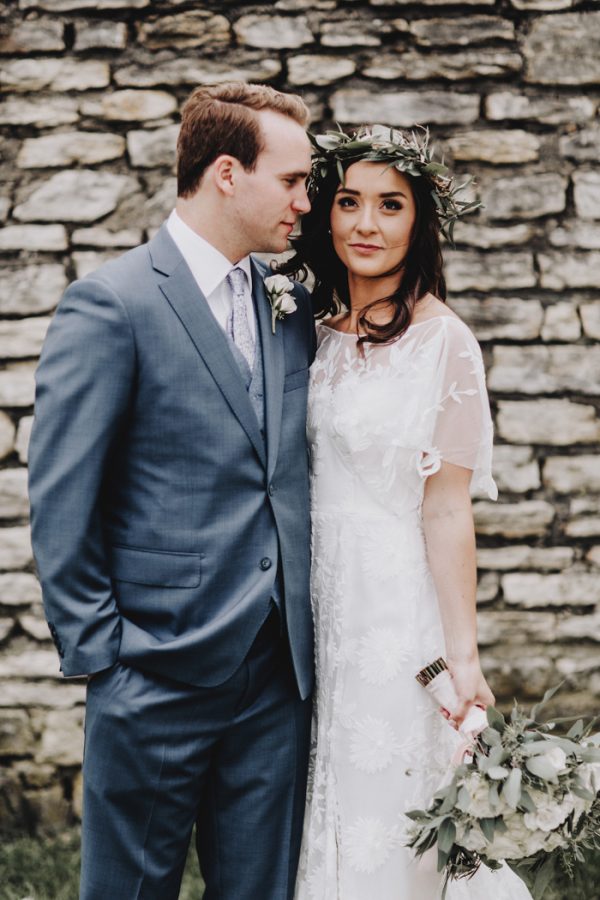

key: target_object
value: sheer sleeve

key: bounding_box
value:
[418,318,498,500]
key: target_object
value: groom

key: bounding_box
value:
[28,83,314,899]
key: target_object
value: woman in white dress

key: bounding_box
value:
[280,127,534,899]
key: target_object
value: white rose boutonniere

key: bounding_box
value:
[264,274,297,334]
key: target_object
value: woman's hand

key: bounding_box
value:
[446,656,495,729]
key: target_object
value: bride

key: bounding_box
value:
[281,127,534,899]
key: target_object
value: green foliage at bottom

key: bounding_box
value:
[0,832,204,900]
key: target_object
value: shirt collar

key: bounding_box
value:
[167,209,253,297]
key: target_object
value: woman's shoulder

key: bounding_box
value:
[412,295,478,344]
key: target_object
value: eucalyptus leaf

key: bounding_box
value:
[531,682,564,721]
[518,789,536,813]
[488,766,510,780]
[438,818,456,853]
[480,817,495,842]
[525,755,559,782]
[486,706,507,733]
[502,768,522,810]
[567,719,585,740]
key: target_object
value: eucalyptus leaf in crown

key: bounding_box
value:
[308,124,482,244]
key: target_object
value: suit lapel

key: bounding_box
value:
[150,226,267,468]
[252,258,284,480]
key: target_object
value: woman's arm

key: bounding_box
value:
[422,459,495,727]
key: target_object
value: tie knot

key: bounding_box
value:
[227,267,247,297]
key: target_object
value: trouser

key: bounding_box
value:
[80,608,312,899]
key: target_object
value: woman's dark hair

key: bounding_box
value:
[277,162,446,344]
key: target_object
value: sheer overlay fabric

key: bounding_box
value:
[294,316,532,899]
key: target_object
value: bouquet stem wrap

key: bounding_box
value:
[416,657,488,741]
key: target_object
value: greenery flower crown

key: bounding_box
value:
[308,124,482,243]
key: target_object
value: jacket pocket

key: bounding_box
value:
[108,545,202,588]
[283,368,309,392]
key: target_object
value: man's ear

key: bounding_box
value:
[212,154,239,197]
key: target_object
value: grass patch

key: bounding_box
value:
[0,832,204,900]
[0,832,598,898]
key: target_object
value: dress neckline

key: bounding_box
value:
[318,315,459,339]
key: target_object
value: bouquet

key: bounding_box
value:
[405,675,600,899]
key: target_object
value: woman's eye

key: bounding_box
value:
[382,199,402,211]
[337,197,357,208]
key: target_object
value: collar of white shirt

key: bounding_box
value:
[166,209,253,299]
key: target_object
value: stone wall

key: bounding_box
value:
[0,0,599,835]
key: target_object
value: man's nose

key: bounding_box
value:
[292,184,311,214]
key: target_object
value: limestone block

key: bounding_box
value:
[0,318,51,360]
[363,49,521,82]
[20,0,149,8]
[15,416,32,464]
[566,498,600,538]
[14,170,139,224]
[492,445,541,493]
[0,680,85,708]
[13,760,55,788]
[580,302,600,339]
[331,89,480,126]
[35,707,84,766]
[555,611,600,642]
[0,225,67,252]
[74,20,128,50]
[276,0,336,8]
[481,174,566,221]
[587,546,600,568]
[451,223,534,249]
[477,571,499,605]
[409,15,515,46]
[0,58,109,93]
[370,0,495,5]
[0,413,15,462]
[138,11,230,50]
[0,525,33,570]
[541,302,581,342]
[485,91,596,125]
[502,572,600,608]
[480,652,555,700]
[288,55,356,85]
[80,90,177,122]
[0,572,42,607]
[473,500,554,537]
[72,769,83,820]
[497,400,600,445]
[549,221,600,250]
[522,12,600,85]
[0,197,9,223]
[126,124,179,168]
[559,125,600,162]
[510,0,574,8]
[0,264,66,316]
[144,179,177,230]
[72,252,118,280]
[573,170,600,221]
[478,611,557,647]
[234,14,313,49]
[0,647,60,678]
[538,251,600,290]
[0,469,29,519]
[0,19,64,53]
[445,251,536,292]
[0,97,79,127]
[0,709,34,756]
[19,614,51,642]
[448,296,543,341]
[0,364,36,408]
[446,130,538,164]
[115,56,281,88]
[477,545,574,571]
[0,619,13,642]
[489,345,600,395]
[18,132,126,168]
[23,783,71,834]
[544,456,600,493]
[71,226,142,248]
[320,17,391,46]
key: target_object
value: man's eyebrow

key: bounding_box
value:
[282,170,310,178]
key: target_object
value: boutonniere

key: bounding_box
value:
[264,274,297,334]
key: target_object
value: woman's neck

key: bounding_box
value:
[345,271,402,330]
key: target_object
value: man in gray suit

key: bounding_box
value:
[28,82,314,899]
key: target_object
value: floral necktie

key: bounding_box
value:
[226,267,255,371]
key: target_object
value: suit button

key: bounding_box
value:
[260,557,272,571]
[268,484,275,496]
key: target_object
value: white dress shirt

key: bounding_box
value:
[166,209,256,340]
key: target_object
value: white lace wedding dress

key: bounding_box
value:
[295,316,533,900]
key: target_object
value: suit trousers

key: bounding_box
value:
[80,608,312,900]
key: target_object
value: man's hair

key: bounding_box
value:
[177,82,310,198]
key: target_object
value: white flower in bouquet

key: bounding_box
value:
[263,274,297,333]
[523,791,573,833]
[485,812,548,861]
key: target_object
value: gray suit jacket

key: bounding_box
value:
[28,224,316,699]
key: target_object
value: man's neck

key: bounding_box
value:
[175,199,247,264]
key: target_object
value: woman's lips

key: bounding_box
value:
[349,243,382,253]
